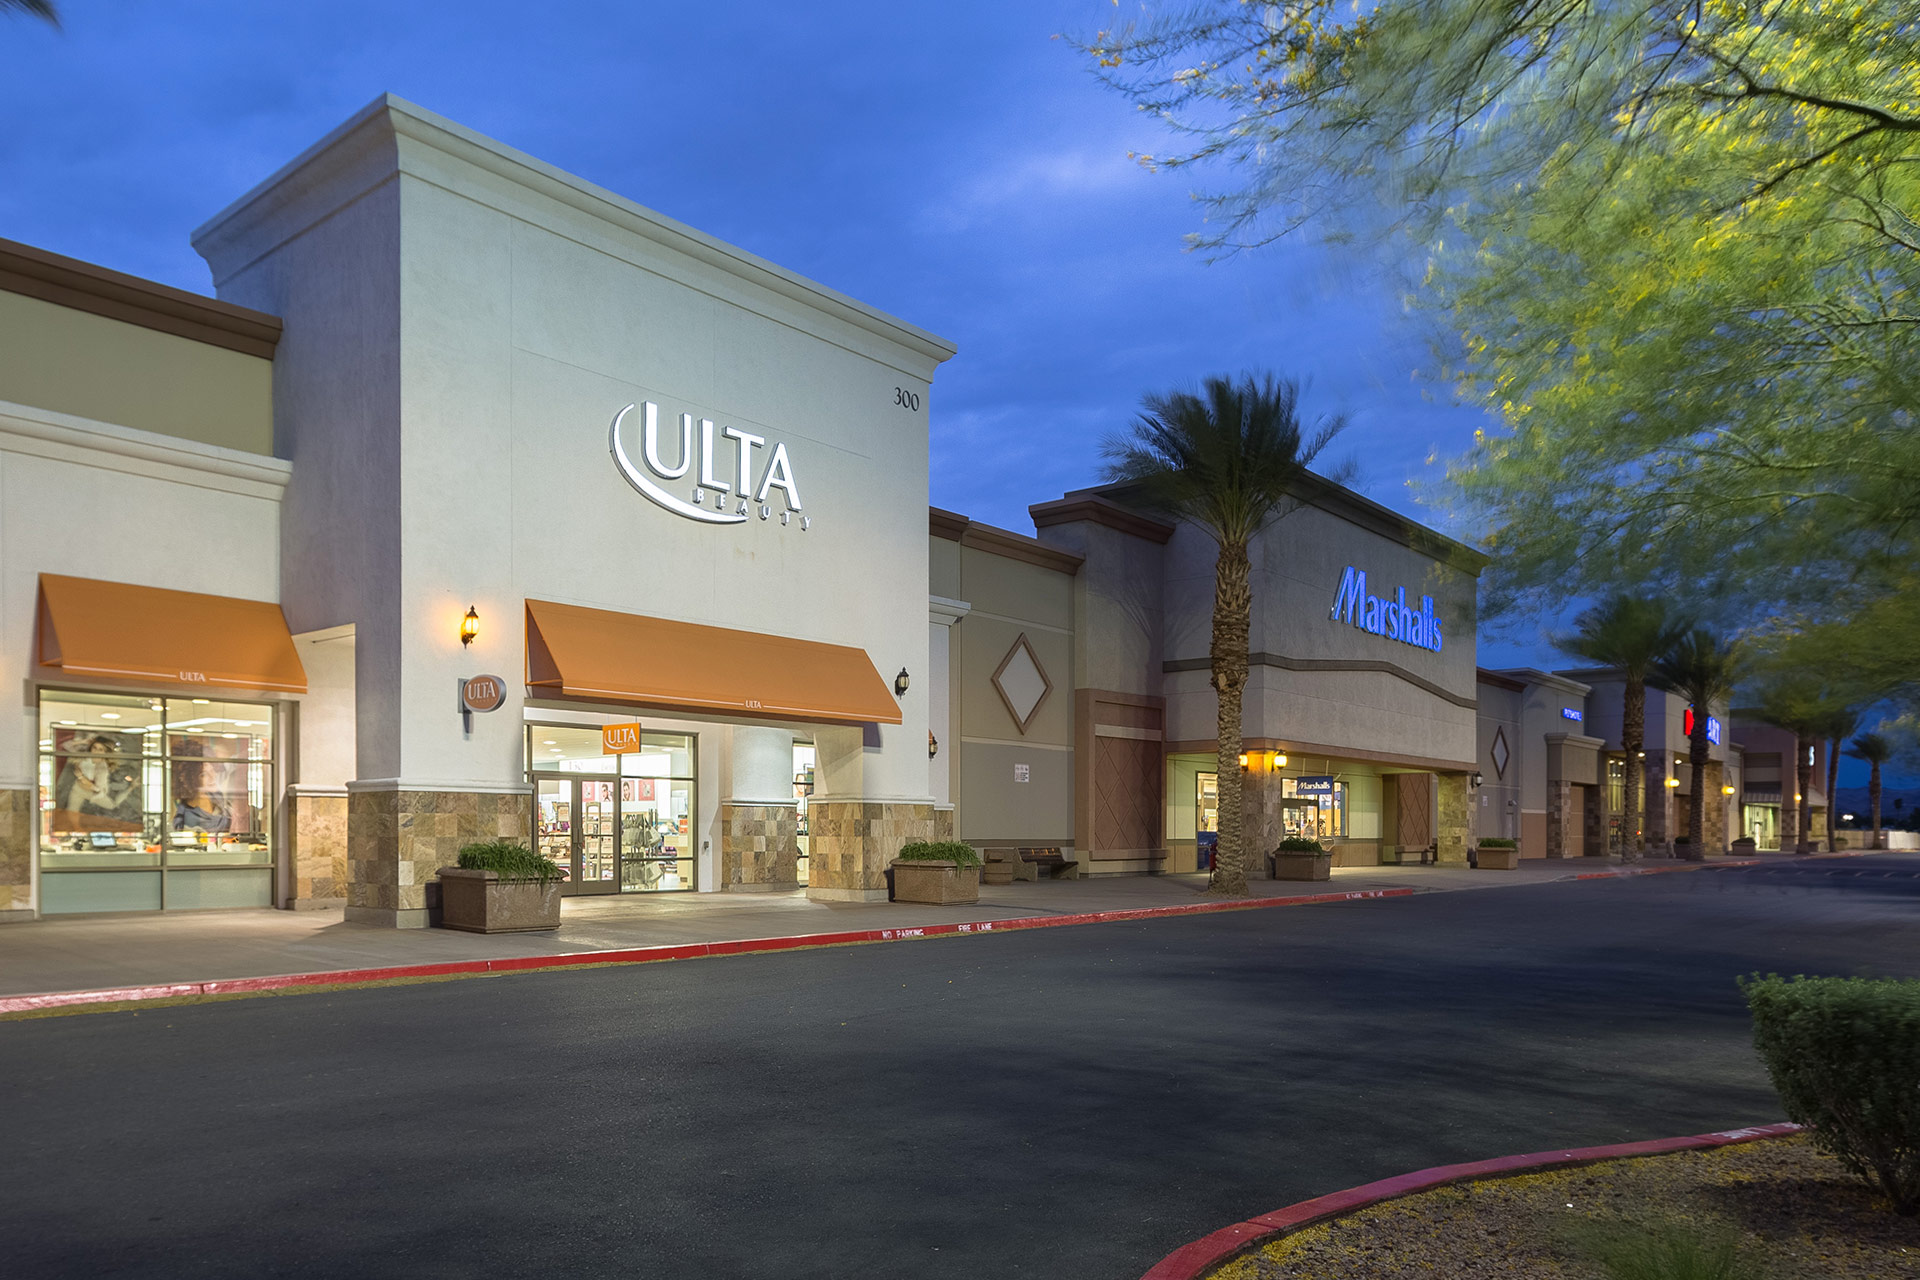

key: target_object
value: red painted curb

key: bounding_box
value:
[0,885,1414,1016]
[1139,1122,1803,1280]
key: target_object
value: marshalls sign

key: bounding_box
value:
[1329,566,1444,653]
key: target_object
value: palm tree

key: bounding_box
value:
[1555,595,1688,862]
[1817,704,1860,851]
[1651,628,1743,861]
[1851,731,1892,850]
[1105,373,1342,895]
[1,1,59,25]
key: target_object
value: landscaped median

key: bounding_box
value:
[0,885,1411,1019]
[1146,1126,1920,1279]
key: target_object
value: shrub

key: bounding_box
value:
[1740,973,1920,1214]
[1477,836,1518,849]
[457,840,564,883]
[1274,836,1325,853]
[1562,1217,1760,1280]
[895,840,981,868]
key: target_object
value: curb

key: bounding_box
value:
[1139,1122,1803,1280]
[0,885,1413,1017]
[1570,848,1872,881]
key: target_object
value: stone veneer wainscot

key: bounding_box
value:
[0,787,31,921]
[347,784,533,928]
[720,802,800,891]
[805,801,953,902]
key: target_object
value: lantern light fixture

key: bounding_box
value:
[895,667,910,696]
[1722,785,1736,796]
[1665,776,1680,788]
[460,606,480,648]
[1271,752,1287,769]
[928,731,939,759]
[1238,752,1249,771]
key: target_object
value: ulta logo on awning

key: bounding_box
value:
[1329,566,1443,652]
[609,402,809,528]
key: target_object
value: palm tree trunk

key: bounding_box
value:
[1795,734,1814,854]
[1621,677,1644,862]
[1684,723,1709,861]
[1209,540,1254,896]
[1870,761,1883,850]
[1825,737,1841,852]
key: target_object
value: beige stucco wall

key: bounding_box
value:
[0,290,273,457]
[942,540,1076,847]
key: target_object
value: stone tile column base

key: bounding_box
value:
[720,802,799,891]
[0,786,31,922]
[347,783,533,929]
[1545,779,1573,858]
[1436,773,1470,865]
[806,800,946,904]
[287,785,348,910]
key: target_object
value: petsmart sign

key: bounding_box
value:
[1329,567,1444,653]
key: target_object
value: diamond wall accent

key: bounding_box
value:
[991,633,1053,734]
[1490,726,1511,780]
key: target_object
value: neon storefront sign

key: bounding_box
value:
[1328,567,1443,652]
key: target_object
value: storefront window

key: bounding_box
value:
[38,690,276,913]
[528,724,697,893]
[1605,757,1627,854]
[793,742,815,887]
[1280,776,1347,841]
[1196,772,1219,834]
[1743,804,1780,851]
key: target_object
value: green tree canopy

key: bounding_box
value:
[1080,1,1920,701]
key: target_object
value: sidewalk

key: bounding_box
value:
[0,854,1784,1004]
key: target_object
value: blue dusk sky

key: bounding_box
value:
[9,0,1908,793]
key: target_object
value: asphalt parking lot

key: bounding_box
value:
[5,854,1918,1279]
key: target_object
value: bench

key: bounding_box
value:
[984,847,1082,882]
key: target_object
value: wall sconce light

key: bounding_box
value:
[1665,776,1680,788]
[1636,750,1646,759]
[1722,785,1735,796]
[1270,751,1286,770]
[1795,793,1803,803]
[928,731,939,759]
[1238,752,1249,771]
[895,667,910,696]
[1471,771,1484,788]
[460,606,480,648]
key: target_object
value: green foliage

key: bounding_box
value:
[456,841,563,884]
[1274,836,1326,853]
[1651,630,1744,718]
[1852,732,1893,767]
[1077,1,1920,715]
[895,840,981,868]
[1740,973,1920,1214]
[1561,1217,1762,1280]
[1476,837,1517,849]
[1101,373,1343,549]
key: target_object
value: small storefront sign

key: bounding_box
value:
[602,723,641,754]
[461,675,506,713]
[1294,775,1336,795]
[1561,707,1583,722]
[1683,708,1722,745]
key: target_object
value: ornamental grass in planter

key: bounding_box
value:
[890,840,981,905]
[439,841,565,933]
[1475,836,1520,870]
[1271,836,1332,881]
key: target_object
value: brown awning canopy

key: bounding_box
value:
[36,574,307,694]
[525,599,901,725]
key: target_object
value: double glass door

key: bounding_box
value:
[537,778,619,895]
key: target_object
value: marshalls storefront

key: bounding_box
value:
[0,96,1491,925]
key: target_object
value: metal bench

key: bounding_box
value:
[984,847,1081,881]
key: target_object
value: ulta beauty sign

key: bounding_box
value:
[609,402,810,529]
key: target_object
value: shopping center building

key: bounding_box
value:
[7,95,1795,925]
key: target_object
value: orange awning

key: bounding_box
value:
[525,599,901,725]
[36,574,307,694]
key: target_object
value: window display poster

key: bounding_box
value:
[51,728,144,833]
[170,735,249,834]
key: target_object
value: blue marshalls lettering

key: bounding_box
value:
[1329,566,1444,653]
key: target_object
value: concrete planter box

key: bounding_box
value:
[1475,845,1521,870]
[890,859,980,905]
[1271,851,1332,881]
[437,868,563,933]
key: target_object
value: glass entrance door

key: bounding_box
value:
[534,777,620,896]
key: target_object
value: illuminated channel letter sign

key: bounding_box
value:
[1683,708,1722,745]
[609,402,809,529]
[1328,567,1444,653]
[1294,775,1336,795]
